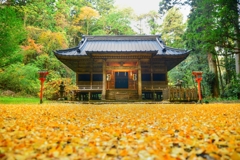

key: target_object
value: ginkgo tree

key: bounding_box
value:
[73,6,99,35]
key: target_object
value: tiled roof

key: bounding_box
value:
[83,40,159,54]
[54,35,190,57]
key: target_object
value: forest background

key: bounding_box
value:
[0,0,239,100]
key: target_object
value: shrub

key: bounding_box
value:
[0,63,39,96]
[222,75,240,99]
[44,78,78,100]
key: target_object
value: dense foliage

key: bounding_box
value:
[159,0,240,99]
[0,0,239,99]
[0,0,135,97]
[0,7,26,68]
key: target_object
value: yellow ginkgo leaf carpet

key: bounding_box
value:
[0,104,240,159]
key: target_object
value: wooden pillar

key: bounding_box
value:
[88,92,91,101]
[90,72,93,89]
[138,59,142,100]
[90,60,93,89]
[76,73,79,86]
[76,61,80,86]
[89,60,93,101]
[150,59,153,90]
[102,59,106,100]
[150,59,154,100]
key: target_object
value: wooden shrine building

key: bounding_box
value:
[54,35,190,101]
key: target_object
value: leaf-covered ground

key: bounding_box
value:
[0,103,240,160]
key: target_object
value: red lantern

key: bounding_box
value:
[38,71,49,104]
[192,71,203,102]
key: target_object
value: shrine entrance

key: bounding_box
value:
[115,72,128,89]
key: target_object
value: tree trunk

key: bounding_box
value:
[234,0,240,99]
[235,53,240,75]
[216,55,223,95]
[234,0,240,75]
[208,53,220,97]
[86,20,89,35]
[224,53,231,84]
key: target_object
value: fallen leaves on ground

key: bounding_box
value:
[0,103,240,159]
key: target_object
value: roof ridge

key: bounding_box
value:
[84,35,161,37]
[84,35,161,41]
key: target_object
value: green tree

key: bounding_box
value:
[87,0,114,15]
[0,6,26,68]
[0,0,27,6]
[133,11,161,35]
[159,0,236,97]
[159,7,192,87]
[0,63,39,95]
[213,0,240,76]
[53,0,89,46]
[160,7,185,48]
[93,8,135,35]
[185,0,221,98]
[134,14,148,35]
[159,0,240,98]
[146,11,160,35]
[158,0,191,16]
[213,0,240,97]
[18,0,56,30]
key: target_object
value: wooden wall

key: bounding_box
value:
[76,58,168,89]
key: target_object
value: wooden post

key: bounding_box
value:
[90,73,93,89]
[197,81,202,101]
[90,63,93,89]
[192,71,203,103]
[138,59,142,100]
[102,59,106,100]
[150,60,153,90]
[38,71,48,104]
[40,80,44,104]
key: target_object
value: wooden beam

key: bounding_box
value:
[92,55,153,59]
[106,66,138,70]
[106,59,138,62]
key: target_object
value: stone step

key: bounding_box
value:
[106,90,138,100]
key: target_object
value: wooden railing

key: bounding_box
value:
[162,86,198,101]
[142,85,166,90]
[77,84,167,91]
[78,85,102,90]
[73,85,198,102]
